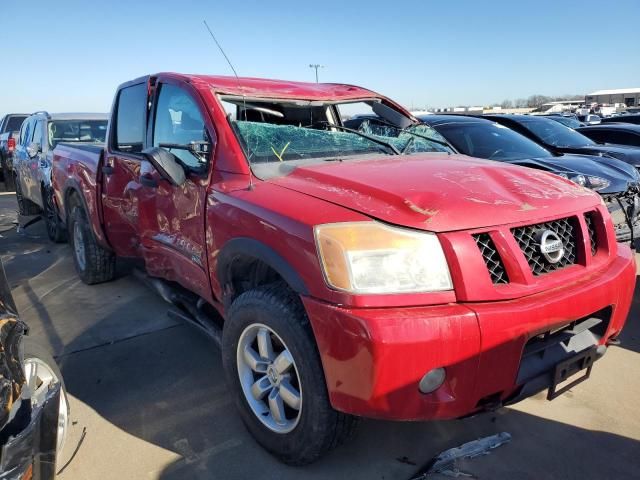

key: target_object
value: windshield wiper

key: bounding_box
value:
[319,122,400,155]
[403,124,454,148]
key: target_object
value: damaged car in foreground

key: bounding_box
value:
[0,260,68,479]
[416,115,640,242]
[51,73,635,465]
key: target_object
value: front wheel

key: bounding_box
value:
[22,337,70,455]
[68,205,115,284]
[222,284,358,465]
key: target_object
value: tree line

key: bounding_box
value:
[496,94,584,109]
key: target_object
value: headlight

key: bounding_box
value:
[570,174,587,187]
[314,222,452,294]
[557,173,610,191]
[583,175,610,191]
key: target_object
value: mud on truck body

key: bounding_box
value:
[50,73,636,464]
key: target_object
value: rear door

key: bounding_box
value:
[137,79,213,300]
[102,81,149,257]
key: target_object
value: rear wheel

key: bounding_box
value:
[68,205,115,284]
[15,173,40,216]
[43,187,66,243]
[222,283,358,465]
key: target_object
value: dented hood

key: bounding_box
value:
[268,154,600,232]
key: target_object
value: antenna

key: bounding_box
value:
[203,20,254,190]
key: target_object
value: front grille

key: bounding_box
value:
[584,212,597,255]
[473,233,509,284]
[512,217,577,276]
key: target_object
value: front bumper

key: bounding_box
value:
[304,244,636,421]
[0,385,60,480]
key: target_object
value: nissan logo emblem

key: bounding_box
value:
[535,229,564,264]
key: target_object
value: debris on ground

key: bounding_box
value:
[411,432,512,479]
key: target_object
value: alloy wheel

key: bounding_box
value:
[23,357,69,451]
[73,222,86,271]
[236,323,302,433]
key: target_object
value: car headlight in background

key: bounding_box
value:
[557,173,610,191]
[314,222,452,294]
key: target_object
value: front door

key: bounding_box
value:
[26,120,46,207]
[101,81,149,257]
[14,117,35,200]
[137,80,213,301]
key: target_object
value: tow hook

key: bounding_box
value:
[606,337,622,347]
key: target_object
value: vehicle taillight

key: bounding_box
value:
[7,138,15,152]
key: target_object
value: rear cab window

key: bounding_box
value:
[49,120,108,149]
[6,115,27,133]
[114,83,147,154]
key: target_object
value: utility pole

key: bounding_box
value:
[308,64,324,83]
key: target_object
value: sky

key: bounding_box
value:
[1,0,639,116]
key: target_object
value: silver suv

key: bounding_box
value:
[13,112,108,241]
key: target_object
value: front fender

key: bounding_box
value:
[216,237,309,301]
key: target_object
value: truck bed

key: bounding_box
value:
[56,142,105,155]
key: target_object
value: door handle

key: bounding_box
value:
[102,165,114,176]
[140,174,159,188]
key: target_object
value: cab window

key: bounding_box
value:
[153,83,209,171]
[32,120,44,148]
[114,83,147,153]
[20,118,35,146]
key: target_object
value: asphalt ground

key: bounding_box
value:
[0,191,638,479]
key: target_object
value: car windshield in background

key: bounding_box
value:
[221,97,451,169]
[520,118,596,148]
[49,120,108,148]
[436,122,552,160]
[548,116,582,129]
[6,115,27,132]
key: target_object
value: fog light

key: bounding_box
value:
[418,367,446,394]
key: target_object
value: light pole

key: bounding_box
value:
[309,64,324,83]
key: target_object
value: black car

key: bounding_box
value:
[0,260,69,479]
[577,124,640,148]
[601,114,640,125]
[484,114,640,170]
[417,115,640,241]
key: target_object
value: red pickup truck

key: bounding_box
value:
[51,73,636,464]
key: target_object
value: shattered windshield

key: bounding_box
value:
[220,96,452,167]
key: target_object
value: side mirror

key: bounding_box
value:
[26,142,41,158]
[141,147,186,186]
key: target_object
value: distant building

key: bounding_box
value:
[529,100,583,115]
[585,88,640,107]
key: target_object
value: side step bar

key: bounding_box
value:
[133,269,223,348]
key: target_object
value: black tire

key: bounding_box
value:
[222,283,358,465]
[43,187,67,243]
[21,337,70,452]
[14,173,40,216]
[1,155,15,191]
[68,205,115,284]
